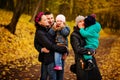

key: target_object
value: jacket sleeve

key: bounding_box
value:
[61,26,70,37]
[48,28,56,36]
[70,33,88,55]
[79,24,100,38]
[37,31,67,54]
[34,35,42,53]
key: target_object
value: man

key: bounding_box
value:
[34,11,66,80]
[45,11,54,28]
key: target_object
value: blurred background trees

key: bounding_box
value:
[0,0,120,34]
[0,0,120,79]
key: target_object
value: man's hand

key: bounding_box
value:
[41,47,50,53]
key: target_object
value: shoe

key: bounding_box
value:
[54,66,62,70]
[85,60,95,71]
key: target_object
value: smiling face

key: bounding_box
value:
[56,19,64,27]
[45,14,54,26]
[38,15,49,27]
[77,20,85,27]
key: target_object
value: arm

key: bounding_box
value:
[79,22,101,38]
[61,26,70,37]
[36,30,67,54]
[34,36,42,53]
[70,33,88,55]
[79,25,97,37]
[48,28,56,36]
[34,34,50,53]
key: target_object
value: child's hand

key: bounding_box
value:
[52,23,57,31]
[62,53,67,60]
[56,23,66,31]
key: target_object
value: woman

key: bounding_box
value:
[70,15,102,80]
[34,12,68,80]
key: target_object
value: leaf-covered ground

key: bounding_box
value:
[0,9,120,80]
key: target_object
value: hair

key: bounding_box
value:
[44,11,52,15]
[35,12,44,27]
[75,15,85,25]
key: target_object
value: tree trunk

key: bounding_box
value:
[6,0,27,34]
[0,0,7,9]
[6,0,14,11]
[29,0,41,22]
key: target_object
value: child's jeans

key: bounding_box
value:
[54,52,62,67]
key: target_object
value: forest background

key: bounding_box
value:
[0,0,120,80]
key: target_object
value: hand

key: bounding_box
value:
[88,50,96,56]
[62,53,67,60]
[52,23,57,31]
[78,24,85,29]
[56,23,65,30]
[41,47,50,53]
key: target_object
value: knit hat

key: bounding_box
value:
[84,16,96,27]
[91,14,96,18]
[35,12,44,23]
[56,14,66,22]
[75,15,85,25]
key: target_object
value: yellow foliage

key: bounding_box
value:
[0,9,120,79]
[0,9,39,67]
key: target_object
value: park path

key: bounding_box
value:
[1,36,120,80]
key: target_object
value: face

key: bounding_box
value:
[77,20,85,27]
[56,20,64,27]
[38,15,49,27]
[45,14,54,26]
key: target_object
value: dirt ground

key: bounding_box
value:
[0,36,120,80]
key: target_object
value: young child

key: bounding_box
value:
[79,15,101,70]
[48,14,70,70]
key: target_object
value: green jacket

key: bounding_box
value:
[79,22,101,49]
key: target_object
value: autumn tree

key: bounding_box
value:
[0,0,14,11]
[30,0,41,22]
[6,0,27,34]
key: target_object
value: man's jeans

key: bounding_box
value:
[40,61,65,80]
[56,60,64,80]
[40,63,56,80]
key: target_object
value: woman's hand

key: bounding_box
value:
[78,24,85,29]
[41,47,50,53]
[78,21,85,29]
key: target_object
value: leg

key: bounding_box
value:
[88,57,102,80]
[40,63,48,80]
[54,52,62,70]
[54,52,62,66]
[83,55,95,70]
[56,60,64,80]
[47,63,57,80]
[83,54,92,60]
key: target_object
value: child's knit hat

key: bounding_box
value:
[84,15,96,27]
[56,14,66,22]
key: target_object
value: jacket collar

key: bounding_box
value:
[36,25,49,32]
